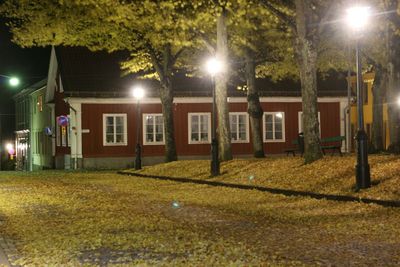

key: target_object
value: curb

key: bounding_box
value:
[118,171,400,208]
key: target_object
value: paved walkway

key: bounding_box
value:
[0,215,19,267]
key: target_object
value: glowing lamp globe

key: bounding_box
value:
[346,6,371,31]
[132,87,145,100]
[206,58,223,76]
[9,77,20,87]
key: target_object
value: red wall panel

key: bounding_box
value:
[80,101,341,158]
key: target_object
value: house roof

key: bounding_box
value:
[55,46,348,98]
[13,78,47,100]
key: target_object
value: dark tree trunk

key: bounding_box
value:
[215,9,232,161]
[159,84,177,162]
[386,5,400,153]
[294,0,323,163]
[150,45,178,162]
[245,51,264,158]
[371,66,386,152]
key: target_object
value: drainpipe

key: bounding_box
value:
[69,105,78,170]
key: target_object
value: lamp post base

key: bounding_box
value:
[211,138,220,176]
[355,130,370,189]
[135,143,142,170]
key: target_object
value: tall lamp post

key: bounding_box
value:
[346,6,371,189]
[132,86,145,170]
[206,58,223,176]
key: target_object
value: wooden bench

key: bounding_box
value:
[320,136,345,156]
[284,137,304,157]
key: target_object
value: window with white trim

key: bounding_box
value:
[229,112,249,143]
[188,113,211,144]
[263,112,285,142]
[103,114,127,146]
[298,112,321,135]
[143,114,164,145]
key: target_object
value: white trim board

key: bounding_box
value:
[66,96,348,105]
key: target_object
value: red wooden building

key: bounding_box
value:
[45,47,349,169]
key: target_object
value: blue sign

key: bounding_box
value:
[44,127,52,136]
[57,115,69,126]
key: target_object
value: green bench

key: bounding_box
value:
[320,136,345,156]
[284,137,304,157]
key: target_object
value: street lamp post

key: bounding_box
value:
[132,86,145,170]
[206,58,223,176]
[346,6,371,189]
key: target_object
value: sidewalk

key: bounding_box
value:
[0,215,19,267]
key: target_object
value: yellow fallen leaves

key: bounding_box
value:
[128,154,400,200]
[0,166,399,266]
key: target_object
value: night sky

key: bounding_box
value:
[0,19,50,144]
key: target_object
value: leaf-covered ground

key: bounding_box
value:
[0,163,399,266]
[127,154,400,201]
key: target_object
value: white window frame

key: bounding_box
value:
[263,112,286,143]
[188,113,211,144]
[143,113,165,145]
[103,113,128,146]
[298,112,321,136]
[229,112,250,143]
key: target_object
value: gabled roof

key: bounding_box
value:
[55,46,348,98]
[13,78,47,100]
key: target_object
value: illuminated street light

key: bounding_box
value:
[0,75,20,87]
[346,5,371,190]
[132,86,145,100]
[346,6,371,31]
[206,57,223,176]
[397,97,400,107]
[9,77,20,87]
[132,86,145,170]
[206,57,224,76]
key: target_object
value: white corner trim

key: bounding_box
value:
[69,102,82,158]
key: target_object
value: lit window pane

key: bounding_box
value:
[156,133,163,142]
[266,114,272,124]
[106,134,114,143]
[156,124,163,134]
[115,116,124,126]
[116,125,124,134]
[106,117,113,125]
[116,134,124,143]
[275,122,282,132]
[231,133,237,141]
[191,133,198,142]
[146,116,154,125]
[201,115,208,126]
[147,125,154,134]
[106,126,114,135]
[146,134,154,142]
[156,116,163,124]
